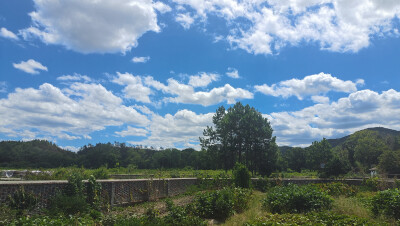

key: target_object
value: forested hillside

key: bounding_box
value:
[0,140,76,168]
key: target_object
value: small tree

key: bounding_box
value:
[233,163,251,188]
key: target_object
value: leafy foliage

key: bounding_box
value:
[262,184,333,213]
[371,188,400,219]
[7,186,38,216]
[188,187,252,221]
[200,102,278,176]
[233,163,251,188]
[245,211,373,226]
[312,182,358,197]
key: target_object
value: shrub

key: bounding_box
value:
[48,172,102,216]
[7,186,38,216]
[233,163,251,188]
[262,184,333,213]
[371,188,400,219]
[312,182,358,197]
[189,187,252,221]
[86,175,101,209]
[48,193,89,216]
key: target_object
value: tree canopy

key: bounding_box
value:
[200,102,278,176]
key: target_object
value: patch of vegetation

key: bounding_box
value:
[371,188,400,219]
[312,182,358,197]
[188,187,252,221]
[7,186,38,216]
[233,163,251,188]
[262,184,333,214]
[245,211,375,226]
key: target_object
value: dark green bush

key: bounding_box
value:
[7,186,38,216]
[262,184,333,213]
[188,187,252,221]
[49,193,89,215]
[371,188,400,219]
[233,163,251,188]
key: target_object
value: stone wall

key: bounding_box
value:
[0,178,198,207]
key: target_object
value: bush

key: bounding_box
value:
[188,187,252,221]
[312,182,358,197]
[233,163,251,188]
[262,184,333,213]
[371,188,400,219]
[48,194,89,216]
[7,186,38,216]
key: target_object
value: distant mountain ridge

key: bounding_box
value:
[327,127,400,149]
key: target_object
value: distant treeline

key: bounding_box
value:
[0,140,216,170]
[1,127,399,177]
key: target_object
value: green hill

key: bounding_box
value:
[0,140,76,168]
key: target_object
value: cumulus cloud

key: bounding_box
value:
[267,89,400,146]
[112,72,152,103]
[132,56,150,63]
[57,73,91,82]
[131,109,214,149]
[13,59,48,74]
[0,82,149,141]
[226,68,240,78]
[0,27,19,40]
[174,0,400,54]
[115,73,253,106]
[188,72,218,87]
[116,126,148,137]
[255,73,362,100]
[21,0,163,54]
[176,13,195,29]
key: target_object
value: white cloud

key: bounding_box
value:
[57,73,91,82]
[13,59,48,74]
[115,73,253,106]
[21,0,162,54]
[60,146,80,152]
[0,82,149,141]
[255,72,362,100]
[166,83,253,106]
[113,72,153,103]
[176,13,195,29]
[153,1,172,14]
[226,68,240,78]
[311,95,330,104]
[0,27,19,40]
[174,0,400,54]
[267,89,400,146]
[131,109,214,149]
[116,126,148,137]
[188,72,219,87]
[132,56,150,63]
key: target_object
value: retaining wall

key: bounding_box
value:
[0,178,198,207]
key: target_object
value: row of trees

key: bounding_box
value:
[281,130,400,176]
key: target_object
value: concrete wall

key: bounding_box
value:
[0,178,198,207]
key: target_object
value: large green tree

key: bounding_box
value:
[200,102,278,176]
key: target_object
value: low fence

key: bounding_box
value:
[0,178,198,207]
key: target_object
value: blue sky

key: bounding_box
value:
[1,0,400,151]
